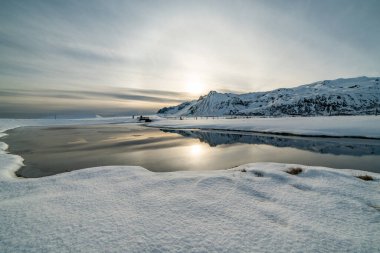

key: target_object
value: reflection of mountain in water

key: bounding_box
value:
[162,129,380,156]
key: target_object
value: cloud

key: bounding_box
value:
[57,46,126,64]
[0,87,190,118]
[1,0,380,118]
[0,88,188,103]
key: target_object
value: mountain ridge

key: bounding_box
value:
[158,76,380,117]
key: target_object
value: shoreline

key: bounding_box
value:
[1,116,380,180]
[148,115,380,139]
[148,125,380,140]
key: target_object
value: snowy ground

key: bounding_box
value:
[1,117,379,252]
[149,115,380,138]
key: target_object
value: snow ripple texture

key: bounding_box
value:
[0,164,379,252]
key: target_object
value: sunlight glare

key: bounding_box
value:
[185,76,205,95]
[190,144,203,157]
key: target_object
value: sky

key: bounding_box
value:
[1,0,380,118]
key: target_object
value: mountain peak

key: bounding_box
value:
[197,91,219,101]
[208,90,218,95]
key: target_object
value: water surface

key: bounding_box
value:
[3,124,380,177]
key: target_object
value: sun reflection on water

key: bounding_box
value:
[190,144,203,157]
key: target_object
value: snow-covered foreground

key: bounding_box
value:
[149,115,380,138]
[0,164,379,252]
[0,118,379,252]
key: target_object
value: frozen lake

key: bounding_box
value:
[3,123,380,177]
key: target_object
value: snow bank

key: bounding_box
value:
[149,115,380,138]
[0,118,379,252]
[0,163,379,252]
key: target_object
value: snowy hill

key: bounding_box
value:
[158,76,380,116]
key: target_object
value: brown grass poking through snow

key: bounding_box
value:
[356,175,374,181]
[286,167,303,175]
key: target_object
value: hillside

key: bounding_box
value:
[158,77,380,116]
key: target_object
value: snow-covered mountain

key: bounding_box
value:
[158,76,380,116]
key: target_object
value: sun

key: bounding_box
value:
[186,82,204,95]
[185,77,205,95]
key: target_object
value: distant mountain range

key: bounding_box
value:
[158,76,380,117]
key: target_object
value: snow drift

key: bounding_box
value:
[0,163,379,253]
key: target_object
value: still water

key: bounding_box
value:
[3,123,380,178]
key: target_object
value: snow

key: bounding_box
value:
[149,115,380,139]
[158,76,380,116]
[0,118,379,252]
[1,163,379,252]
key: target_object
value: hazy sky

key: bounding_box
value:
[1,0,380,117]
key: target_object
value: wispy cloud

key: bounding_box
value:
[57,46,127,64]
[0,87,191,118]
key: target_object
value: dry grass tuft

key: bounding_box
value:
[356,175,374,181]
[286,167,303,175]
